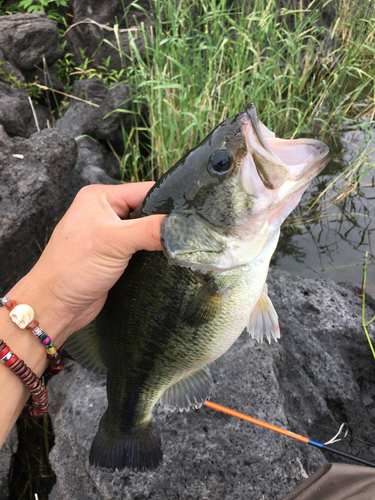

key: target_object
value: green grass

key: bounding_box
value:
[100,0,375,181]
[1,0,374,182]
[361,252,375,360]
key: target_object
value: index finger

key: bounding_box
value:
[106,182,155,218]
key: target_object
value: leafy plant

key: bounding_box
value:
[71,51,125,87]
[6,0,70,24]
[0,61,43,100]
[18,0,68,13]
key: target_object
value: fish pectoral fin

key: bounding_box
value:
[182,279,230,326]
[63,320,107,374]
[248,287,280,344]
[159,366,213,411]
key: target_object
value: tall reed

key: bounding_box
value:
[105,0,374,181]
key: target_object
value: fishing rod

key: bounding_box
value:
[204,400,375,468]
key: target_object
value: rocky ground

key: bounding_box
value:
[45,270,375,500]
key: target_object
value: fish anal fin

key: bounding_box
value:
[248,287,280,344]
[182,279,230,326]
[63,320,107,374]
[159,366,214,411]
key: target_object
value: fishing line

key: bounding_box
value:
[324,423,349,445]
[204,400,375,468]
[314,422,375,448]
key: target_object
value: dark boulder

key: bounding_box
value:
[0,82,33,137]
[83,81,133,146]
[0,81,52,137]
[76,137,120,184]
[55,78,121,183]
[65,0,150,73]
[0,126,87,295]
[0,12,62,72]
[55,77,108,139]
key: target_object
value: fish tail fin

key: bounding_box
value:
[89,411,163,472]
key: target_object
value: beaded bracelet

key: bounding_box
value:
[0,296,64,418]
[0,339,49,418]
[1,297,58,355]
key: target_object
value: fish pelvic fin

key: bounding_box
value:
[248,285,280,343]
[89,412,163,472]
[159,365,214,412]
[182,279,230,326]
[63,320,107,374]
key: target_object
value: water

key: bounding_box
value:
[273,127,375,298]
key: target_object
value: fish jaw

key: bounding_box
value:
[239,103,331,242]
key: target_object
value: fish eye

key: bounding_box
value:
[208,150,232,176]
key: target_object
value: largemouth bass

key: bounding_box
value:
[66,103,331,472]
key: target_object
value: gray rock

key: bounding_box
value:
[0,81,33,137]
[48,270,375,499]
[0,81,52,137]
[83,81,133,145]
[81,164,119,185]
[0,126,87,295]
[55,78,121,182]
[72,0,136,24]
[0,426,17,498]
[55,77,108,139]
[0,47,24,82]
[0,12,62,71]
[76,137,120,183]
[65,0,150,73]
[56,78,133,147]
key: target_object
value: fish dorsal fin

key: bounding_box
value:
[63,320,107,374]
[248,285,280,343]
[182,279,230,326]
[159,366,213,411]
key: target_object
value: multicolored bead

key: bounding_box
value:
[0,345,10,359]
[26,319,39,330]
[0,346,18,367]
[33,327,44,337]
[5,353,18,367]
[5,299,17,311]
[46,345,57,355]
[2,297,60,378]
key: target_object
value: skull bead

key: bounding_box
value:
[10,304,35,329]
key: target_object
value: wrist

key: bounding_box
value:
[3,269,75,366]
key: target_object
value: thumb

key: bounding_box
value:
[120,214,165,255]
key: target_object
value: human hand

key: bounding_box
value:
[10,182,164,345]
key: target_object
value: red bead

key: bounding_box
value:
[5,354,18,367]
[5,300,17,311]
[26,319,39,330]
[0,346,10,359]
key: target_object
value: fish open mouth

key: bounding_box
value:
[242,103,331,190]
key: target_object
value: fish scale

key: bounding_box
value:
[65,102,331,472]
